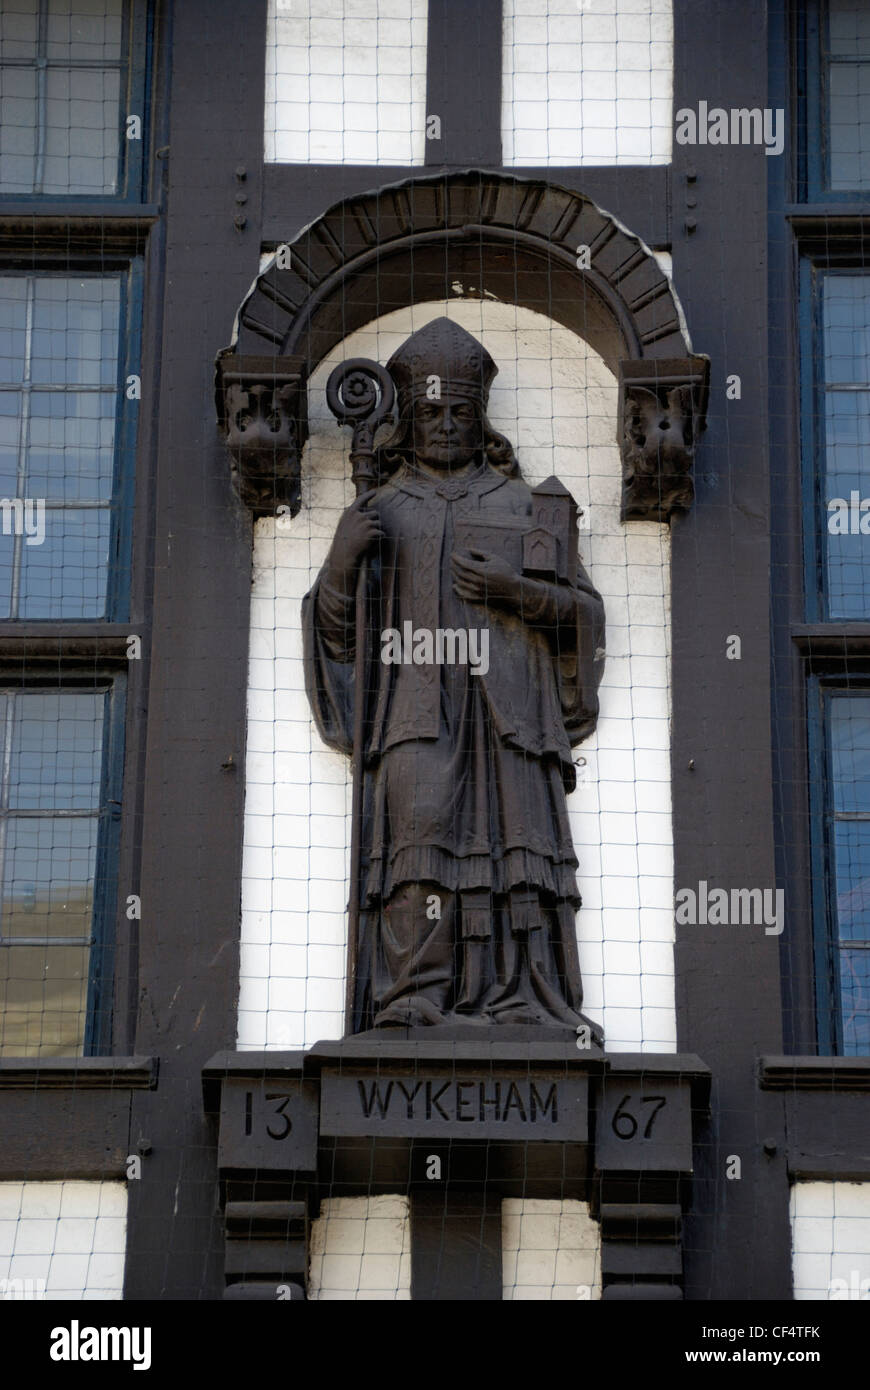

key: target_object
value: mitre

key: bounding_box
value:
[386,318,497,410]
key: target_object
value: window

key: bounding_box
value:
[803,264,870,621]
[810,687,870,1054]
[786,3,870,1053]
[0,680,125,1056]
[804,0,870,197]
[799,265,870,1052]
[826,0,870,190]
[0,0,149,1060]
[0,268,139,620]
[0,0,148,199]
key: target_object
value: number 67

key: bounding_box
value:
[611,1094,666,1140]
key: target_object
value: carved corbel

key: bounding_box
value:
[216,354,308,520]
[618,358,710,522]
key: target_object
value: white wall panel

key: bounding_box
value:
[266,0,428,164]
[0,1181,126,1300]
[502,0,673,166]
[792,1181,870,1300]
[308,1195,411,1299]
[502,1198,600,1299]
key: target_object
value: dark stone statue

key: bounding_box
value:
[303,319,605,1034]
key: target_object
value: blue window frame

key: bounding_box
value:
[0,264,140,620]
[803,0,870,199]
[0,0,151,201]
[0,676,125,1056]
[800,259,870,622]
[810,681,870,1053]
[800,255,870,1053]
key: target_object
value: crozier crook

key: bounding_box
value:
[325,359,396,1024]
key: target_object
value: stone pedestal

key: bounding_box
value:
[203,1041,710,1300]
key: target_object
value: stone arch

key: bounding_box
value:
[229,169,689,368]
[217,170,708,522]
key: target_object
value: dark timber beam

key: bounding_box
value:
[424,0,503,167]
[411,1189,503,1300]
[669,0,792,1301]
[262,164,672,253]
[122,0,267,1301]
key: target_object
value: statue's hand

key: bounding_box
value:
[325,495,385,593]
[451,549,522,608]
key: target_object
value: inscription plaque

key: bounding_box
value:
[217,1078,319,1172]
[320,1069,588,1142]
[595,1078,692,1172]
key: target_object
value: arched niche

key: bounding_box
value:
[239,299,675,1054]
[216,171,708,523]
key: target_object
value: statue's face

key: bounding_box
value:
[411,395,481,471]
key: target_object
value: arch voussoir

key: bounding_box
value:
[217,170,709,523]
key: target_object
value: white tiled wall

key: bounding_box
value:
[502,1198,600,1299]
[792,1182,870,1300]
[0,1181,126,1300]
[265,0,428,164]
[239,298,675,1053]
[503,0,673,165]
[308,1195,411,1299]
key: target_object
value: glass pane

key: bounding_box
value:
[42,66,120,194]
[18,505,110,618]
[823,391,870,614]
[0,394,22,496]
[833,822,870,940]
[0,942,89,1056]
[822,275,870,385]
[9,690,104,811]
[1,815,97,940]
[0,277,29,385]
[839,948,870,1054]
[829,0,870,58]
[31,277,120,386]
[823,392,870,619]
[28,391,116,502]
[46,0,124,63]
[829,61,870,190]
[830,695,870,814]
[0,66,37,195]
[0,1,39,62]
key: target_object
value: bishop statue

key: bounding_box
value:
[303,318,605,1035]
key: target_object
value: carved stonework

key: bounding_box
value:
[203,1043,711,1300]
[618,358,710,523]
[217,355,307,519]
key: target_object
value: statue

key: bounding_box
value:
[302,319,605,1035]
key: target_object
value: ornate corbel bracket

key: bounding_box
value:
[618,357,710,522]
[216,354,308,520]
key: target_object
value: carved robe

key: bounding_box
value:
[303,456,605,1030]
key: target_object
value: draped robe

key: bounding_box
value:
[302,456,605,1031]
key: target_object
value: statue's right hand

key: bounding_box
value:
[325,495,385,591]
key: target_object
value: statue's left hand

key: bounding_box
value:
[451,549,521,607]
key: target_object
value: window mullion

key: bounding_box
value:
[33,0,50,196]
